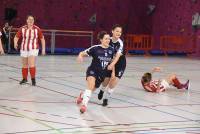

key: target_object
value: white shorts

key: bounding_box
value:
[161,79,170,89]
[20,49,39,57]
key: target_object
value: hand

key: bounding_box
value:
[42,49,46,56]
[153,67,161,72]
[77,55,83,63]
[156,88,165,93]
[0,50,4,55]
[156,89,161,93]
[107,64,114,70]
[14,44,18,50]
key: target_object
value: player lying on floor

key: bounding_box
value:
[141,67,190,93]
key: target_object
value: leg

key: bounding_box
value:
[102,77,110,87]
[86,76,96,91]
[102,76,119,106]
[98,77,110,100]
[102,67,119,106]
[28,56,36,86]
[167,74,189,90]
[108,56,126,89]
[98,69,112,100]
[108,66,118,89]
[103,58,126,106]
[108,76,119,89]
[20,57,28,84]
[80,76,96,113]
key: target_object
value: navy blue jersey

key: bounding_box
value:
[110,38,125,55]
[84,45,114,71]
[109,38,126,79]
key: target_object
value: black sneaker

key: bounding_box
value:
[102,99,108,107]
[184,80,190,90]
[19,79,27,85]
[98,90,104,100]
[31,78,36,86]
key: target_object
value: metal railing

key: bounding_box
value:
[160,35,196,55]
[125,34,153,55]
[8,28,93,54]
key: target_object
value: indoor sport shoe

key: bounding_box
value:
[80,105,87,113]
[19,79,27,85]
[76,92,83,105]
[31,78,36,86]
[102,99,108,107]
[98,90,104,100]
[183,80,190,90]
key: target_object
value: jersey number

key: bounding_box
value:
[101,61,109,69]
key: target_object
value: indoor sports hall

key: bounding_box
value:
[0,0,200,134]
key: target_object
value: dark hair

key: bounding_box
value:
[142,72,152,83]
[112,24,122,31]
[26,15,35,20]
[97,31,109,40]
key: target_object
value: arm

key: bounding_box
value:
[141,79,153,92]
[8,26,13,31]
[108,52,122,70]
[108,39,124,70]
[77,45,96,63]
[3,27,6,33]
[151,67,163,92]
[40,37,46,55]
[77,51,88,63]
[14,28,22,50]
[151,67,161,73]
[156,80,161,92]
[111,66,115,78]
[0,39,4,54]
[14,36,19,50]
[156,79,166,93]
[38,28,45,55]
[150,67,162,92]
[143,85,153,92]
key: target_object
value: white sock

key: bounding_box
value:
[82,89,92,106]
[100,85,107,92]
[104,88,114,100]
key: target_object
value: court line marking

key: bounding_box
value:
[39,77,200,116]
[1,60,200,132]
[0,102,112,124]
[1,109,199,134]
[0,105,64,134]
[10,77,199,122]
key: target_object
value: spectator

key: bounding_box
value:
[2,22,12,53]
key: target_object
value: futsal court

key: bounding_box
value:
[0,55,199,134]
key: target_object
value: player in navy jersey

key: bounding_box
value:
[98,24,126,106]
[76,31,114,113]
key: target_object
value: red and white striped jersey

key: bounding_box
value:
[16,25,43,51]
[141,80,165,92]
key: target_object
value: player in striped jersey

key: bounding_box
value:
[0,31,5,55]
[76,31,114,113]
[141,67,190,93]
[14,15,46,86]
